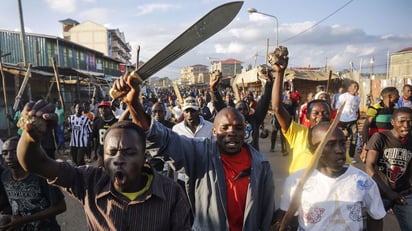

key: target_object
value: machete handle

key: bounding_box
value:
[109,71,143,99]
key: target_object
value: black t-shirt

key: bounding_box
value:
[366,131,412,193]
[93,116,118,155]
[1,169,64,230]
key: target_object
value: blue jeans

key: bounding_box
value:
[383,192,412,231]
[55,124,65,147]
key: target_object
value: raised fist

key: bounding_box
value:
[268,46,289,66]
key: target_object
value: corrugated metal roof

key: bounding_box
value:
[233,67,339,85]
[285,70,339,81]
[398,47,412,53]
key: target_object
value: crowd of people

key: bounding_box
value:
[0,46,411,230]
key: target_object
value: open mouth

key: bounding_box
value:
[114,172,127,185]
[399,130,410,137]
[225,139,241,148]
[7,163,19,169]
[336,158,346,165]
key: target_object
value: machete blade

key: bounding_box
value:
[137,1,244,80]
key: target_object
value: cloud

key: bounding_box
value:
[45,0,77,13]
[45,0,96,13]
[214,42,245,54]
[78,8,110,22]
[136,4,176,16]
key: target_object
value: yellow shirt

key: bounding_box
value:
[120,173,153,201]
[282,121,313,174]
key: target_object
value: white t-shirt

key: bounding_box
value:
[337,92,361,122]
[172,116,213,139]
[280,165,386,231]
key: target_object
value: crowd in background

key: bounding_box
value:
[0,54,412,231]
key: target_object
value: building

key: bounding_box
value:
[179,64,209,85]
[388,47,412,89]
[150,77,173,88]
[0,29,124,133]
[59,18,132,64]
[210,58,242,77]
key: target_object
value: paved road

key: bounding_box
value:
[55,115,401,230]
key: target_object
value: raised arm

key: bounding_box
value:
[253,70,273,125]
[16,100,60,180]
[111,72,150,130]
[209,70,226,112]
[270,46,290,131]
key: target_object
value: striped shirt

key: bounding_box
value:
[68,115,92,147]
[366,102,396,137]
[50,162,191,231]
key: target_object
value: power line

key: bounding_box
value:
[281,0,354,43]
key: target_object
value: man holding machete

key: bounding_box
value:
[110,65,275,230]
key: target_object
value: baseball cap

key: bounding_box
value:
[182,96,199,111]
[314,91,328,100]
[98,101,112,109]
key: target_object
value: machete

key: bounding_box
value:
[110,1,244,99]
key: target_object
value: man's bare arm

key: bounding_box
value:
[365,149,406,204]
[270,47,290,131]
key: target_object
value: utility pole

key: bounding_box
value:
[17,0,32,100]
[370,57,375,97]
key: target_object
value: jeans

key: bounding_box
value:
[383,192,412,231]
[339,120,358,158]
[55,124,65,147]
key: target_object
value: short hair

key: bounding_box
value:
[103,120,147,152]
[4,136,20,145]
[380,87,398,98]
[392,107,412,118]
[402,84,412,91]
[306,99,331,118]
[214,107,245,127]
[235,100,250,111]
[152,102,166,111]
[347,80,359,89]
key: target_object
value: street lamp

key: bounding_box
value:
[247,8,279,47]
[207,56,220,72]
[369,57,375,98]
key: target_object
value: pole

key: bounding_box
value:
[326,70,332,93]
[13,64,31,111]
[0,57,11,136]
[135,45,140,70]
[370,57,374,97]
[247,8,279,47]
[266,39,269,65]
[17,0,32,101]
[17,0,28,67]
[51,57,66,119]
[386,50,390,79]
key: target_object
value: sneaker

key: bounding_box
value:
[351,158,357,164]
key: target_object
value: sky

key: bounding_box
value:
[1,0,411,79]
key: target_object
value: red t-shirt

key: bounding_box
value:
[220,146,251,231]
